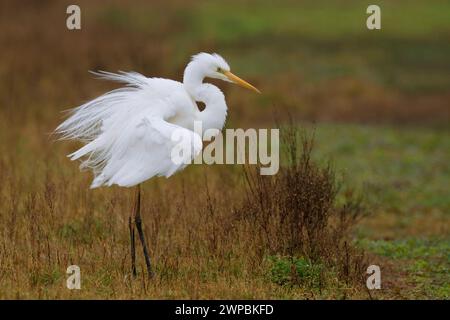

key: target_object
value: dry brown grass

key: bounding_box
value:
[0,114,369,299]
[0,0,371,299]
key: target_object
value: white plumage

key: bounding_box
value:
[55,53,260,188]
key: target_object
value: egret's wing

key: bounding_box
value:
[55,71,200,188]
[69,114,202,188]
[55,71,186,142]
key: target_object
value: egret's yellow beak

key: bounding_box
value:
[223,71,261,94]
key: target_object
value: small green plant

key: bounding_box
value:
[267,256,323,288]
[29,268,63,287]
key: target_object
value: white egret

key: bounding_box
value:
[55,53,260,277]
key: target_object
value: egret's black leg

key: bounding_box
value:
[129,215,137,277]
[134,185,153,278]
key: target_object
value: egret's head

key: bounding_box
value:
[190,52,260,93]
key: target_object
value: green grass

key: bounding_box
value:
[185,0,450,92]
[91,1,450,93]
[267,256,324,287]
[357,238,449,299]
[313,124,450,215]
[255,123,449,298]
[357,238,449,260]
[189,0,450,41]
[310,123,449,298]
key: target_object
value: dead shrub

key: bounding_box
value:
[236,125,367,286]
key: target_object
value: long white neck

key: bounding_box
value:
[183,61,227,132]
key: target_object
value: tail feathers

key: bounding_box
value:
[55,70,149,142]
[89,70,149,88]
[68,139,99,161]
[90,174,107,189]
